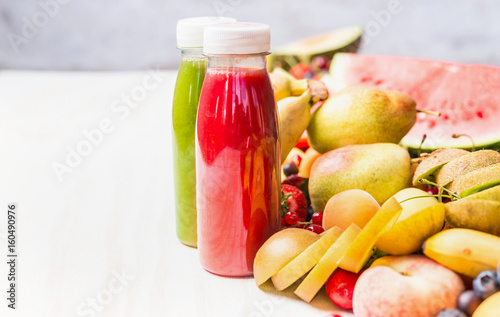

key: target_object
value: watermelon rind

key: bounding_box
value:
[268,26,363,72]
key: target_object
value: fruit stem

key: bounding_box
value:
[416,134,427,157]
[417,109,441,117]
[296,221,312,225]
[398,194,455,204]
[452,133,476,151]
[410,157,422,164]
[418,179,462,200]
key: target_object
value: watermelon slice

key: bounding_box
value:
[330,53,500,150]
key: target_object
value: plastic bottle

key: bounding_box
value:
[172,17,236,247]
[196,22,281,276]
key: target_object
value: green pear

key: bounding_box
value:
[445,199,500,236]
[463,185,500,202]
[309,143,412,213]
[308,86,416,154]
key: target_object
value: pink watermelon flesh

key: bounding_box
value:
[330,53,500,150]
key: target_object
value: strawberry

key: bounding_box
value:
[281,184,308,221]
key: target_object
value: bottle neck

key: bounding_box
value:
[206,54,268,69]
[179,47,204,58]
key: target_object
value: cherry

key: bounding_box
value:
[311,212,323,226]
[284,211,299,225]
[306,224,324,234]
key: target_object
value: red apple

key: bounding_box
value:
[325,268,362,310]
[353,255,464,317]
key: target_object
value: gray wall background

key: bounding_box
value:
[1,0,499,70]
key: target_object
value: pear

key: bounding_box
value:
[464,185,500,202]
[435,150,500,186]
[307,86,416,154]
[376,188,444,255]
[445,199,500,236]
[448,163,500,197]
[308,143,412,213]
[412,148,469,185]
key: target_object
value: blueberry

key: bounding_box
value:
[497,261,500,285]
[283,162,299,177]
[306,205,314,222]
[437,309,467,317]
[473,270,500,300]
[457,290,482,316]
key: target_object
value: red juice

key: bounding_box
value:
[196,67,281,276]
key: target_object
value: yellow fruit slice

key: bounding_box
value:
[338,197,403,273]
[294,223,361,302]
[271,226,344,291]
[254,228,319,286]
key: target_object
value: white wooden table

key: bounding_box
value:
[0,71,351,317]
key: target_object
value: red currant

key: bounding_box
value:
[306,224,324,234]
[311,212,323,226]
[281,218,287,228]
[427,186,439,195]
[284,211,299,225]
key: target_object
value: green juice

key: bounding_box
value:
[172,53,207,247]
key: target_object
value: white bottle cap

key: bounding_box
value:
[176,17,237,48]
[203,22,271,55]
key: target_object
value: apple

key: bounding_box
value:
[294,223,361,302]
[325,268,363,310]
[353,255,465,317]
[271,227,343,291]
[253,228,319,286]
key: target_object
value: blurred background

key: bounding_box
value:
[0,0,499,70]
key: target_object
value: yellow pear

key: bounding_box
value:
[376,188,444,255]
[308,86,416,154]
[309,143,411,212]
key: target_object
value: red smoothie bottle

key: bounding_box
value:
[196,22,280,277]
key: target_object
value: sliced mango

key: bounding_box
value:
[294,224,361,302]
[271,227,343,291]
[338,197,403,273]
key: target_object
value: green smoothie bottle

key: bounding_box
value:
[173,17,236,247]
